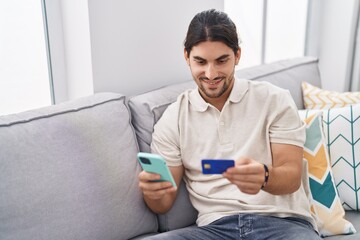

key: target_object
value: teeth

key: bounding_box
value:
[208,81,220,85]
[201,78,222,85]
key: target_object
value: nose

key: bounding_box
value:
[205,64,218,80]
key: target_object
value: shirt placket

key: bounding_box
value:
[218,107,234,153]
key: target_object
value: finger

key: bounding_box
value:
[235,157,253,166]
[224,172,263,185]
[226,162,264,175]
[231,180,261,189]
[225,166,256,175]
[139,180,174,191]
[143,187,177,200]
[229,180,261,194]
[138,171,161,181]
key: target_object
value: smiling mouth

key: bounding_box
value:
[208,81,220,85]
[200,77,224,86]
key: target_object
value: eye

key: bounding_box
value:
[217,58,229,64]
[194,59,206,65]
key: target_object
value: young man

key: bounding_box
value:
[138,9,321,240]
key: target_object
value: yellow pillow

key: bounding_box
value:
[302,82,360,109]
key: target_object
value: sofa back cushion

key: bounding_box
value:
[129,81,198,232]
[236,56,321,109]
[0,93,157,240]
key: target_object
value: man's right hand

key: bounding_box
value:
[138,171,177,200]
[138,165,184,214]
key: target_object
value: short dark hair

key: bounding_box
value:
[184,9,240,56]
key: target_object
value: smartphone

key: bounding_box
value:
[137,152,177,187]
[201,159,235,174]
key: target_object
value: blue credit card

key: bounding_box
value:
[201,159,235,174]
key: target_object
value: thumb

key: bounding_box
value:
[235,157,253,166]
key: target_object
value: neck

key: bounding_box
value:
[207,95,228,112]
[204,80,234,111]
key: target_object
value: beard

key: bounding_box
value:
[199,79,228,98]
[196,72,235,99]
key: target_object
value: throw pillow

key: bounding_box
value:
[302,81,360,109]
[300,104,360,211]
[299,111,356,236]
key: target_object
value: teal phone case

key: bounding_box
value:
[137,152,177,187]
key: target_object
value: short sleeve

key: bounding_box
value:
[151,102,183,167]
[269,90,306,147]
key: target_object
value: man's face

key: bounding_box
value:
[185,41,240,101]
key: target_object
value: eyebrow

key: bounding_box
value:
[193,54,230,62]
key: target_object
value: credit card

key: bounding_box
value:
[201,159,235,174]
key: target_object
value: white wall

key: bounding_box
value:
[0,1,51,115]
[307,0,358,91]
[47,0,223,101]
[225,0,308,69]
[61,0,94,100]
[44,0,67,103]
[88,0,224,97]
[47,0,358,100]
[225,0,263,69]
[45,0,94,102]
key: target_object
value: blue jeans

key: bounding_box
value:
[145,214,321,240]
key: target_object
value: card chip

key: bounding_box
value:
[204,163,211,169]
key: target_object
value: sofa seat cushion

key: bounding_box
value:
[325,211,360,239]
[0,93,157,240]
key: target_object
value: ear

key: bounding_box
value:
[235,48,241,65]
[184,48,190,66]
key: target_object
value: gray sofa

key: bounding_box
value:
[0,57,358,239]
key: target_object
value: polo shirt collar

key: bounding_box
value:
[189,78,249,112]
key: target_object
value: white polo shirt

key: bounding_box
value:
[151,78,316,229]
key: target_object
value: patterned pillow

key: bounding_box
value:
[302,81,360,109]
[300,104,360,212]
[298,111,356,236]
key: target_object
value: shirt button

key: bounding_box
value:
[219,121,225,126]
